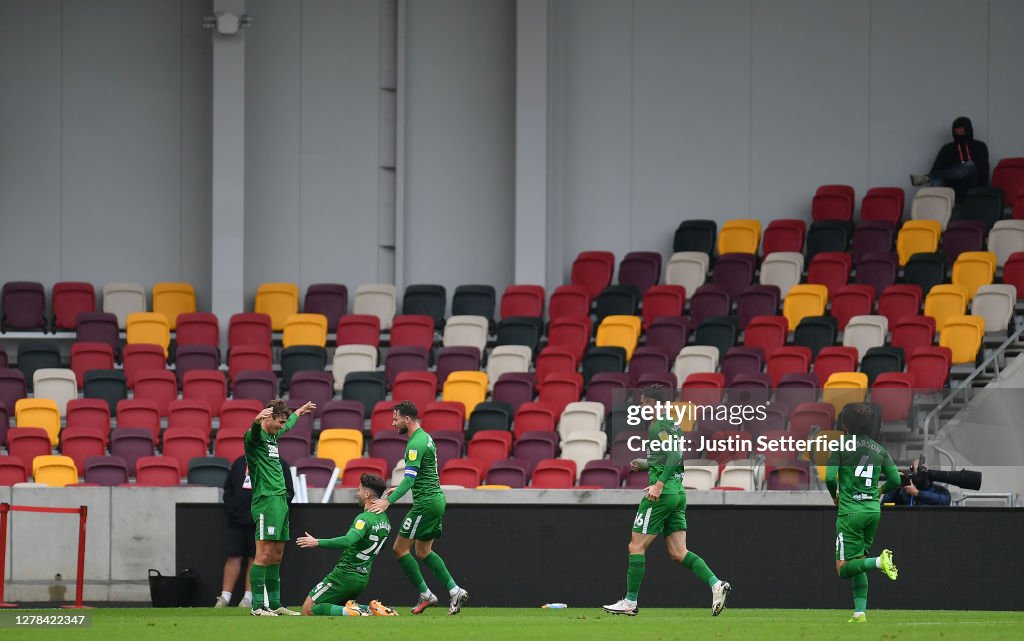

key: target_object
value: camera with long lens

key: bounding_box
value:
[900,456,982,491]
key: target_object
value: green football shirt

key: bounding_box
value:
[319,511,391,579]
[826,435,900,516]
[243,414,297,499]
[404,427,444,505]
[647,418,684,494]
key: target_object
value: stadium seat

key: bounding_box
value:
[673,220,716,255]
[513,402,557,442]
[467,402,513,435]
[583,372,626,415]
[959,188,1004,230]
[680,459,718,490]
[152,282,196,330]
[712,253,756,299]
[762,219,806,255]
[126,312,171,356]
[939,315,985,364]
[33,368,77,416]
[556,401,604,440]
[578,460,622,489]
[537,373,583,415]
[292,457,336,488]
[495,317,542,354]
[720,346,764,385]
[789,403,835,440]
[742,315,787,357]
[987,220,1024,267]
[228,313,274,349]
[618,252,662,295]
[353,284,397,331]
[533,345,577,385]
[368,433,408,473]
[102,282,146,329]
[75,312,120,354]
[340,458,388,487]
[858,346,905,386]
[813,346,858,387]
[689,284,731,327]
[924,284,969,331]
[627,346,671,387]
[401,284,446,330]
[316,428,364,471]
[66,398,111,438]
[765,459,811,491]
[910,187,955,229]
[571,251,616,299]
[439,458,487,488]
[422,401,466,433]
[432,431,465,469]
[254,283,300,331]
[16,398,61,446]
[482,345,529,390]
[718,458,759,491]
[0,282,44,332]
[32,455,78,487]
[336,314,381,348]
[861,187,905,225]
[441,315,489,353]
[783,285,828,331]
[681,373,725,405]
[442,371,488,415]
[282,313,329,349]
[492,372,536,412]
[940,220,986,266]
[766,346,811,387]
[703,430,753,467]
[167,399,213,443]
[877,284,922,327]
[288,371,333,416]
[280,346,328,391]
[0,368,27,419]
[501,285,546,320]
[277,430,310,466]
[391,371,438,408]
[992,158,1024,202]
[902,253,946,298]
[807,252,852,298]
[890,316,936,355]
[61,428,107,472]
[718,219,761,255]
[116,399,162,443]
[842,315,889,362]
[735,285,780,329]
[645,316,689,359]
[175,312,220,349]
[136,456,181,486]
[548,285,591,322]
[187,457,231,487]
[871,372,916,423]
[342,372,387,418]
[593,285,640,324]
[823,372,869,414]
[451,285,497,329]
[830,285,875,331]
[642,285,685,330]
[664,251,709,294]
[133,369,178,416]
[331,345,378,392]
[693,316,740,360]
[467,431,514,470]
[595,315,642,360]
[51,282,96,332]
[434,347,480,391]
[951,251,996,300]
[173,345,219,385]
[758,253,803,300]
[108,428,155,475]
[390,315,435,352]
[672,346,719,384]
[119,344,166,390]
[971,284,1015,335]
[560,432,607,477]
[83,455,129,487]
[806,221,850,262]
[304,283,348,331]
[812,184,855,223]
[17,342,61,391]
[383,346,429,390]
[231,370,277,404]
[896,219,942,265]
[181,370,227,417]
[218,399,264,435]
[531,459,577,489]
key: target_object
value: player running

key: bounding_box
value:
[825,402,901,623]
[368,400,469,615]
[244,399,316,616]
[296,473,397,617]
[604,385,730,617]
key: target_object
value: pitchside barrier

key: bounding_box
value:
[178,502,1024,610]
[0,503,88,609]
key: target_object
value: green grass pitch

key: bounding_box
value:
[3,607,1023,641]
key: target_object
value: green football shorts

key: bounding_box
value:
[251,494,290,541]
[835,512,880,560]
[398,496,446,541]
[308,573,368,605]
[632,493,687,536]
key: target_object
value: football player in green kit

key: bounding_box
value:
[244,399,316,616]
[603,385,730,616]
[296,473,396,617]
[825,403,901,623]
[369,400,470,615]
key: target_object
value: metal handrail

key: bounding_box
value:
[922,323,1024,447]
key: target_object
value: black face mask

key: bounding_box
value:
[952,117,973,143]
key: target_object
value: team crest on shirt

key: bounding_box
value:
[268,444,279,459]
[355,519,365,530]
[658,430,670,441]
[408,450,418,461]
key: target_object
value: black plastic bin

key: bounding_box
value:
[148,569,198,607]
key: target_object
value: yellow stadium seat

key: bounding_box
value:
[671,401,697,432]
[939,315,985,364]
[152,282,196,330]
[782,284,828,330]
[315,429,364,471]
[255,283,300,331]
[951,251,996,300]
[475,485,512,490]
[822,372,868,415]
[442,371,489,415]
[717,219,762,255]
[282,313,329,348]
[924,284,969,331]
[126,312,171,356]
[595,315,643,359]
[896,220,942,265]
[32,455,78,487]
[16,398,62,446]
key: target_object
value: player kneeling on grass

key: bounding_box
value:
[825,403,901,623]
[603,384,730,617]
[296,473,397,617]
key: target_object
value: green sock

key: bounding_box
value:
[682,551,719,587]
[625,554,645,601]
[265,564,281,609]
[852,573,868,613]
[397,553,429,594]
[839,557,878,579]
[423,552,457,592]
[249,564,266,609]
[312,603,358,616]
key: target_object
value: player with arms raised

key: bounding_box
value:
[296,473,396,617]
[244,399,315,616]
[604,384,730,616]
[369,400,469,615]
[826,402,901,623]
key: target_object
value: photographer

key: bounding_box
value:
[882,459,951,507]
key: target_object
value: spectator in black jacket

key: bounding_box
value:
[911,116,990,200]
[214,455,294,608]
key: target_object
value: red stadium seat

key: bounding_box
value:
[681,373,725,405]
[336,314,381,348]
[1001,252,1024,299]
[642,285,686,330]
[439,458,487,488]
[907,347,952,392]
[704,430,753,467]
[537,373,582,415]
[830,285,876,331]
[762,219,806,255]
[175,312,220,348]
[891,316,936,355]
[66,399,112,441]
[466,430,513,470]
[422,401,465,433]
[228,313,272,350]
[214,432,245,462]
[133,370,179,417]
[0,456,27,486]
[7,428,51,476]
[182,370,228,417]
[340,458,388,487]
[766,347,812,388]
[228,345,273,385]
[813,347,859,387]
[392,371,438,408]
[878,284,923,327]
[871,372,916,422]
[500,285,546,320]
[70,342,116,389]
[371,401,396,437]
[530,459,577,489]
[812,184,855,223]
[535,346,579,384]
[218,399,264,436]
[548,285,591,321]
[789,403,835,440]
[807,252,852,298]
[861,187,905,226]
[167,400,213,443]
[571,251,616,299]
[161,433,207,477]
[546,317,591,362]
[60,428,107,472]
[513,402,557,441]
[135,456,181,486]
[122,343,167,388]
[743,316,789,357]
[390,315,435,352]
[116,399,162,444]
[52,282,96,331]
